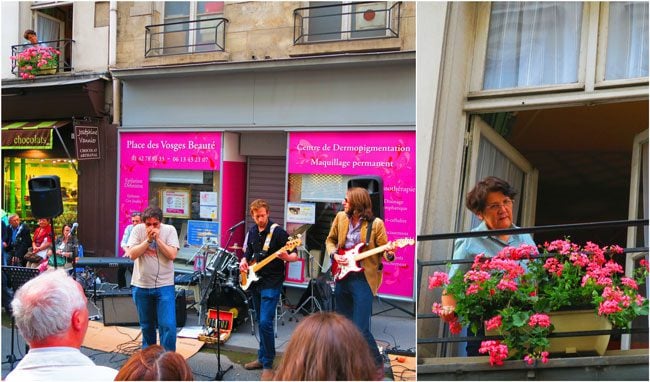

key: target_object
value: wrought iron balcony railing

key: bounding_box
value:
[293,1,401,45]
[417,219,649,356]
[145,17,228,57]
[11,39,75,75]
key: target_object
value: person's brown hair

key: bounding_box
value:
[249,199,270,214]
[465,176,517,214]
[345,187,374,220]
[273,312,379,381]
[23,29,36,40]
[142,206,163,222]
[115,345,193,381]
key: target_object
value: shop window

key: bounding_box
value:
[163,1,224,55]
[147,169,220,249]
[288,174,353,253]
[603,2,648,81]
[3,157,78,231]
[482,2,583,90]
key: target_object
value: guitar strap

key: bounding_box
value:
[364,218,374,246]
[262,223,279,254]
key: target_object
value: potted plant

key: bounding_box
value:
[11,45,60,79]
[429,239,649,366]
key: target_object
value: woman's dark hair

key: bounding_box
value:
[114,345,193,381]
[345,187,374,220]
[142,206,163,222]
[23,29,36,39]
[273,312,378,381]
[465,176,517,214]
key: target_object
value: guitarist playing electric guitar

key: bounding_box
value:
[239,199,298,381]
[325,187,396,378]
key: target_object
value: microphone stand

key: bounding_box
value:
[49,217,57,269]
[213,276,233,380]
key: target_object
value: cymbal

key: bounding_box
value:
[229,244,244,250]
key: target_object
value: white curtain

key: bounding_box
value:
[469,138,525,229]
[36,13,60,46]
[605,2,649,80]
[484,2,583,89]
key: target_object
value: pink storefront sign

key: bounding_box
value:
[288,131,416,299]
[118,132,222,254]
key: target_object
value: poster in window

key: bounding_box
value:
[187,220,220,246]
[286,202,316,224]
[160,188,191,218]
[285,259,305,283]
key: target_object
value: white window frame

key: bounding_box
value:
[469,2,592,97]
[595,2,649,89]
[458,116,538,232]
[163,1,223,54]
[304,1,392,43]
[622,128,648,351]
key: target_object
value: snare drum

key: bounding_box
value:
[207,248,238,275]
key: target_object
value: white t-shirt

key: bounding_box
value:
[126,223,179,288]
[5,347,118,381]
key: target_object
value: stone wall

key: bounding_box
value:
[115,1,415,68]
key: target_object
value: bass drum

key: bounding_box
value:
[207,285,249,328]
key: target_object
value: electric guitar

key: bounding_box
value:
[239,235,302,291]
[331,238,414,281]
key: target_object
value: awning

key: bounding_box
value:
[1,120,70,149]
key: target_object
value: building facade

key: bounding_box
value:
[111,1,416,301]
[1,1,118,258]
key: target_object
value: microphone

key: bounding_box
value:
[228,220,245,232]
[71,222,79,235]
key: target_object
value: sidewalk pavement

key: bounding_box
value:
[1,287,415,381]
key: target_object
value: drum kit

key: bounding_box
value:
[198,244,250,328]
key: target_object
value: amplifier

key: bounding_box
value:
[102,292,138,326]
[101,289,187,327]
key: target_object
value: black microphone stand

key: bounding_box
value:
[49,217,58,269]
[213,276,233,380]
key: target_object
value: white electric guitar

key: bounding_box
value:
[331,238,414,281]
[239,235,302,291]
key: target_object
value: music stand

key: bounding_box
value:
[1,266,40,370]
[287,247,322,323]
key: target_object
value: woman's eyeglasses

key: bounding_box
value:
[486,199,513,212]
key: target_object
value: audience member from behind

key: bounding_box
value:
[115,344,193,381]
[274,312,379,381]
[6,269,118,381]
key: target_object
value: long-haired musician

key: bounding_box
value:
[325,187,394,376]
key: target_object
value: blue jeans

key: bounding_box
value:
[335,272,382,366]
[252,287,281,369]
[132,285,177,351]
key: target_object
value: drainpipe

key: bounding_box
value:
[109,0,121,125]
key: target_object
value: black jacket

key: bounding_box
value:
[244,220,289,290]
[7,223,32,260]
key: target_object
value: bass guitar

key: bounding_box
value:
[331,238,414,281]
[240,235,302,291]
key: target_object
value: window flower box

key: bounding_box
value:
[11,46,60,79]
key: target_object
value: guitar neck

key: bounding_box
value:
[353,242,392,262]
[252,251,281,272]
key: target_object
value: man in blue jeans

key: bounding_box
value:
[239,199,298,381]
[125,206,179,351]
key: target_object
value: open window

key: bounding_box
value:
[622,129,648,351]
[458,115,538,232]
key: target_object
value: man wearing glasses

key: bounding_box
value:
[118,212,142,288]
[125,206,179,351]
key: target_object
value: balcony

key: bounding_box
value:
[417,219,649,380]
[11,39,75,76]
[145,17,229,58]
[293,2,401,45]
